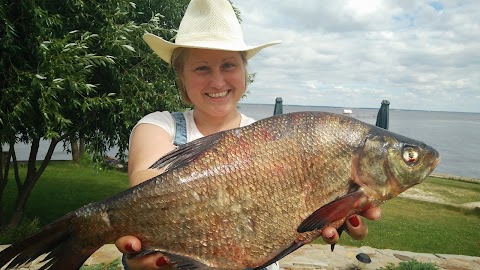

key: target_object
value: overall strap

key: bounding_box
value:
[171,112,187,146]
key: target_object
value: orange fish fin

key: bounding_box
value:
[297,189,364,233]
[149,132,224,172]
[162,251,220,270]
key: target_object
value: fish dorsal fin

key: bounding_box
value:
[297,189,364,233]
[162,252,222,270]
[149,132,224,172]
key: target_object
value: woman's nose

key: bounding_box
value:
[210,69,226,89]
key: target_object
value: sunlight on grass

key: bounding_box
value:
[418,177,480,204]
[2,161,129,226]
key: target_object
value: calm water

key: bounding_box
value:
[6,104,480,179]
[238,103,480,179]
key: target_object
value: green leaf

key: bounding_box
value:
[121,44,136,52]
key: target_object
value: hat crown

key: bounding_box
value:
[142,0,281,63]
[176,0,245,46]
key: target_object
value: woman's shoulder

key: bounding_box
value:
[135,111,176,135]
[138,111,173,123]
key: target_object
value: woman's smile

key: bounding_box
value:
[206,90,230,98]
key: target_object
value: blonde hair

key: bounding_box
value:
[170,48,248,104]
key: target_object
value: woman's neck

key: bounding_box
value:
[193,109,241,136]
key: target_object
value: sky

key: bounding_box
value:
[232,0,479,113]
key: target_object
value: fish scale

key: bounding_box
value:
[0,111,439,270]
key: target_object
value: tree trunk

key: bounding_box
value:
[8,183,34,228]
[70,133,86,162]
[0,143,15,226]
[6,137,59,228]
[70,134,81,162]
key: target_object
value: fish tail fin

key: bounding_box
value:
[0,213,100,270]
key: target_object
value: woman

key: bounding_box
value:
[116,0,381,269]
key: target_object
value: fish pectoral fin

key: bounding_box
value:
[297,190,364,233]
[149,132,224,172]
[162,251,220,270]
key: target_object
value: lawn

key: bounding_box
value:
[1,162,479,257]
[1,161,129,225]
[335,197,480,256]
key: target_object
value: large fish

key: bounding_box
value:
[0,112,439,270]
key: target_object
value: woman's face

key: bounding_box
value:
[182,48,246,117]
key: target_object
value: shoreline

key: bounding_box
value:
[430,172,480,184]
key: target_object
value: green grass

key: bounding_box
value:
[2,161,129,226]
[413,176,480,204]
[334,198,480,256]
[81,259,122,270]
[379,260,439,270]
[1,161,479,257]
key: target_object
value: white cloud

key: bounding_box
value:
[235,0,480,112]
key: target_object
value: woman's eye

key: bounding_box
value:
[223,63,235,69]
[195,66,209,72]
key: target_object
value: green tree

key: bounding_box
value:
[0,0,189,228]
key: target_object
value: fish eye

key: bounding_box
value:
[402,146,419,165]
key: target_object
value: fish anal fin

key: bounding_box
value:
[331,222,347,251]
[253,238,306,270]
[297,190,365,233]
[126,249,160,259]
[162,252,221,270]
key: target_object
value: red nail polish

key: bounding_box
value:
[125,243,135,253]
[348,215,360,227]
[156,256,167,267]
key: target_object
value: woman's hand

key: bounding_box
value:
[115,236,174,270]
[321,206,382,244]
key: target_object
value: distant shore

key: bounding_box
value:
[430,173,480,184]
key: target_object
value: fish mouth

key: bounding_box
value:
[206,90,229,98]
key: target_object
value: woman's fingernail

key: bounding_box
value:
[348,215,360,227]
[156,256,167,267]
[125,243,135,253]
[325,230,335,239]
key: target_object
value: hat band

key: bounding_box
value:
[176,32,246,45]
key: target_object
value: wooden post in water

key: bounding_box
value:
[274,97,283,115]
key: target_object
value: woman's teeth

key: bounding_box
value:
[207,91,228,98]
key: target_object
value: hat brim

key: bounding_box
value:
[143,33,281,64]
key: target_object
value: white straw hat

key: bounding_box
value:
[143,0,281,63]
